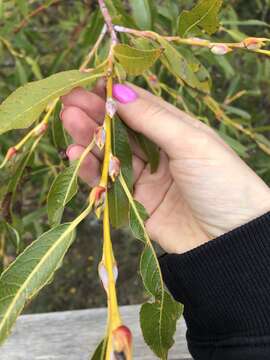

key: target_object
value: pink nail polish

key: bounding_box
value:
[112,84,138,104]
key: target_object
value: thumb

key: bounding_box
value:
[112,83,197,157]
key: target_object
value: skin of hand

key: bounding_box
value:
[61,82,270,254]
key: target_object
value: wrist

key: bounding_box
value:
[147,213,211,255]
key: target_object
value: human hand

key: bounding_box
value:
[61,83,270,254]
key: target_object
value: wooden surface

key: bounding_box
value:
[0,305,191,359]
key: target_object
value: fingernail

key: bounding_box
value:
[112,84,138,104]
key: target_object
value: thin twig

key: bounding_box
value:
[98,0,117,45]
[14,0,62,34]
[79,24,107,71]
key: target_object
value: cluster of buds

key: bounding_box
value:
[94,125,106,151]
[109,154,121,182]
[112,325,132,360]
[98,261,118,294]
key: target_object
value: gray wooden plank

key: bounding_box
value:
[0,305,191,359]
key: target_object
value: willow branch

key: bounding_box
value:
[13,0,62,34]
[114,25,270,57]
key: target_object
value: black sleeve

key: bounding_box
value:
[159,212,270,360]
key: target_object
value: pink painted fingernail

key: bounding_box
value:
[112,84,138,104]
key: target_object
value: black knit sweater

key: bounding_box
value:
[159,212,270,360]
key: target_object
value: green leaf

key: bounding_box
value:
[0,68,104,135]
[109,116,133,228]
[4,222,20,254]
[120,175,182,359]
[1,137,41,220]
[140,292,183,359]
[129,0,152,29]
[177,47,212,93]
[129,200,149,242]
[133,132,160,173]
[140,245,163,297]
[221,19,270,27]
[91,338,107,360]
[47,162,79,226]
[178,0,223,37]
[157,37,208,92]
[15,59,28,85]
[114,44,163,76]
[15,0,28,17]
[25,56,43,80]
[51,100,69,151]
[0,223,76,344]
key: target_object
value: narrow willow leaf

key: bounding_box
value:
[0,67,104,135]
[129,200,149,242]
[140,293,183,360]
[114,44,163,76]
[47,162,78,226]
[133,132,160,173]
[178,0,223,37]
[51,100,69,150]
[2,137,41,220]
[4,222,20,253]
[0,223,76,344]
[108,116,132,228]
[7,139,37,196]
[157,37,208,92]
[91,338,107,360]
[177,47,212,93]
[120,174,182,359]
[130,0,152,29]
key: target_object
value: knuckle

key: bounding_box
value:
[142,101,167,120]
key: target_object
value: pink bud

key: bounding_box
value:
[98,262,118,293]
[94,126,106,151]
[148,74,158,85]
[243,37,265,50]
[112,325,132,360]
[114,25,128,33]
[109,155,121,182]
[106,97,117,118]
[6,147,17,160]
[34,123,48,136]
[210,44,231,55]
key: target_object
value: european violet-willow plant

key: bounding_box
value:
[1,0,270,359]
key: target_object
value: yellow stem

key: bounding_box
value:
[103,196,121,360]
